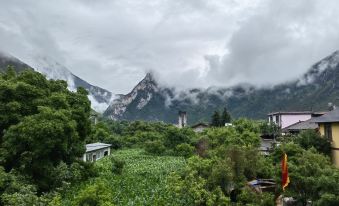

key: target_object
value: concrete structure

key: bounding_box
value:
[83,142,111,162]
[268,111,324,129]
[191,123,209,132]
[312,109,339,167]
[178,111,187,128]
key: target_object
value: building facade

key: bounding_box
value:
[312,109,339,167]
[268,111,315,129]
[83,143,112,162]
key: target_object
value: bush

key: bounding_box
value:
[237,187,275,206]
[111,157,125,175]
[174,143,195,158]
[315,193,339,206]
[105,135,123,150]
[72,181,114,206]
[295,130,331,156]
[144,140,166,155]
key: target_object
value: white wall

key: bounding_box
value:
[83,147,111,162]
[280,114,312,129]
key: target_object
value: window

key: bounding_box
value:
[93,154,97,162]
[269,116,273,122]
[275,115,280,124]
[324,123,332,141]
[104,151,108,156]
[86,153,92,162]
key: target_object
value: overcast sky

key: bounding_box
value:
[1,0,339,93]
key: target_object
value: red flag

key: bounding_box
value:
[281,153,290,191]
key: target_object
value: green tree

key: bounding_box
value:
[220,107,231,126]
[271,143,339,205]
[0,69,91,192]
[0,107,83,191]
[211,111,221,127]
[295,130,331,156]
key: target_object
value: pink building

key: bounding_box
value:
[268,111,320,129]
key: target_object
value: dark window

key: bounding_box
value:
[269,116,273,122]
[104,151,108,156]
[324,123,332,141]
[275,115,279,123]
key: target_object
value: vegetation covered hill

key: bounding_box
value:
[104,51,339,124]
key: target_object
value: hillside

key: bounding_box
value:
[0,51,113,112]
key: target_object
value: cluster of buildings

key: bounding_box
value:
[177,109,339,167]
[266,109,339,167]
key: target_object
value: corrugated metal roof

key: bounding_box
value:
[86,142,111,152]
[311,109,339,123]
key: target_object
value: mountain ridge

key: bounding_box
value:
[103,50,339,124]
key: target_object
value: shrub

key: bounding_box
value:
[111,157,125,175]
[72,181,114,206]
[174,143,195,158]
[144,140,166,155]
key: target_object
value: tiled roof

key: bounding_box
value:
[86,142,111,152]
[282,119,318,131]
[311,109,339,123]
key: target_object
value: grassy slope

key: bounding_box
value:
[63,149,186,205]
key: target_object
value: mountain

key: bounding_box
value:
[103,50,339,124]
[0,51,113,112]
[0,51,33,73]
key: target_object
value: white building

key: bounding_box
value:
[178,111,187,128]
[267,111,314,129]
[83,142,111,162]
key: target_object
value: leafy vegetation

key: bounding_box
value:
[64,149,186,205]
[0,66,338,206]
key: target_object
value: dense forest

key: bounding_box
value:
[0,68,339,205]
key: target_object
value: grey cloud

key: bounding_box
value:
[0,0,339,94]
[205,0,339,87]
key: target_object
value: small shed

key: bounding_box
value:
[83,142,112,162]
[191,123,209,133]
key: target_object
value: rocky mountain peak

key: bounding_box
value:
[139,72,157,86]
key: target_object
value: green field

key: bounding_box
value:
[63,149,186,206]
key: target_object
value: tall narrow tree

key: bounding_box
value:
[211,111,221,127]
[221,107,231,126]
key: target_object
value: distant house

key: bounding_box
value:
[83,142,112,162]
[312,109,339,167]
[191,123,209,133]
[268,111,324,129]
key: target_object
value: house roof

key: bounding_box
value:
[191,123,209,128]
[86,142,111,152]
[311,109,339,123]
[282,119,318,131]
[268,111,314,116]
